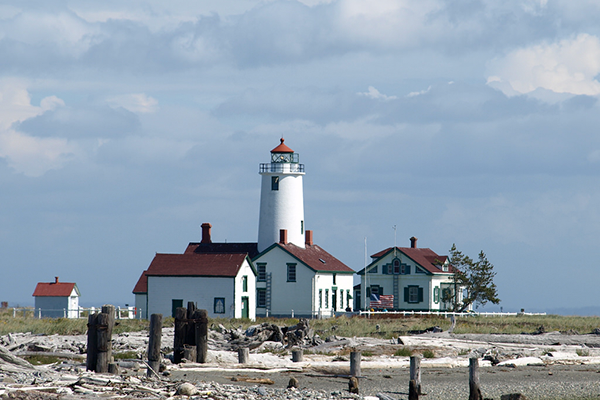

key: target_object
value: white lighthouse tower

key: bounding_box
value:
[257,139,305,253]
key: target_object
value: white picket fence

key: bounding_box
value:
[10,306,143,319]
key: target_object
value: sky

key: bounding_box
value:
[2,0,600,315]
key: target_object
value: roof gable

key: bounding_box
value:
[33,282,78,297]
[144,253,251,278]
[185,242,259,258]
[255,243,354,274]
[133,270,148,294]
[358,246,453,275]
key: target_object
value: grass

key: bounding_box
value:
[3,309,600,339]
[24,355,61,365]
[0,308,150,336]
[422,349,435,358]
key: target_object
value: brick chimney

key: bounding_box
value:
[54,277,59,284]
[201,223,212,244]
[304,231,312,246]
[279,229,288,245]
[410,237,418,248]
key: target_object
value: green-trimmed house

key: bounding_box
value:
[355,237,468,312]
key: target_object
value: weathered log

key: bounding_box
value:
[101,305,115,364]
[183,345,196,362]
[469,358,483,400]
[292,349,303,362]
[194,309,208,363]
[173,307,187,364]
[238,347,249,364]
[350,351,361,377]
[96,312,110,373]
[348,376,359,394]
[147,313,162,377]
[186,302,197,346]
[410,355,422,395]
[409,379,419,400]
[86,313,98,371]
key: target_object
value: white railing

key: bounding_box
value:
[9,306,144,319]
[358,310,547,317]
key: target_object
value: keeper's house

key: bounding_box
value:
[32,277,80,318]
[355,237,468,311]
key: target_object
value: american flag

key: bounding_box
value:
[370,294,394,309]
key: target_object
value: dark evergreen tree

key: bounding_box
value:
[448,244,500,312]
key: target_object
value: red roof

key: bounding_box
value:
[271,243,354,273]
[366,247,454,275]
[185,242,259,258]
[32,281,78,297]
[144,253,249,278]
[133,270,148,294]
[271,138,294,153]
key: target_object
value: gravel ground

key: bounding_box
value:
[170,364,600,400]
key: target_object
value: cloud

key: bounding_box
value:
[487,34,600,97]
[357,86,397,101]
[107,93,159,113]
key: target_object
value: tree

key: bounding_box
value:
[447,244,500,312]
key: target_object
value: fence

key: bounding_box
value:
[358,310,547,318]
[9,306,143,319]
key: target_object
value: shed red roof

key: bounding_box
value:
[271,138,294,153]
[133,270,148,294]
[32,282,77,297]
[269,243,354,273]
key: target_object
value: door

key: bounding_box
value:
[332,291,337,311]
[172,299,183,318]
[241,297,249,319]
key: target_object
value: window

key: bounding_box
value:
[401,264,411,275]
[325,289,329,308]
[367,285,381,297]
[257,263,266,282]
[172,299,183,318]
[257,289,266,308]
[409,287,419,303]
[214,298,226,314]
[415,266,426,274]
[287,263,296,282]
[433,287,440,304]
[393,259,401,274]
[271,176,279,191]
[333,274,336,285]
[404,286,423,304]
[242,276,248,292]
[367,265,378,274]
[319,289,323,308]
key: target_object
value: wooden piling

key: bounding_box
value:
[183,344,196,362]
[101,304,115,365]
[410,355,422,395]
[409,380,419,400]
[238,347,249,364]
[86,313,98,371]
[95,312,111,373]
[350,351,361,377]
[147,313,163,377]
[194,309,208,363]
[469,357,483,400]
[173,307,187,364]
[185,302,197,346]
[292,349,303,362]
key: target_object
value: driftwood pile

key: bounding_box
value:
[208,318,325,352]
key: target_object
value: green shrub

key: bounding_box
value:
[422,349,435,359]
[394,347,412,357]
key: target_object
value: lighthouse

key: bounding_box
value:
[257,139,305,253]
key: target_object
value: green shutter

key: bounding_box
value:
[382,264,388,274]
[418,287,424,303]
[404,287,409,302]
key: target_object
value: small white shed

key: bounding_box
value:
[32,277,80,318]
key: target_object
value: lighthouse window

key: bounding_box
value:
[271,176,279,191]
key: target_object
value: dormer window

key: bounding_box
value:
[393,259,400,274]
